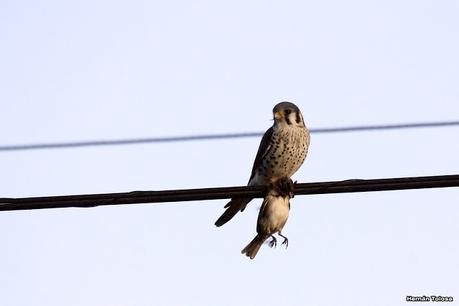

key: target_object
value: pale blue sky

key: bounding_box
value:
[1,1,458,305]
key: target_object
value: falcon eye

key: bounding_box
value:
[284,109,292,115]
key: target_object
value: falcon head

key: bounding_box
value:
[272,102,304,127]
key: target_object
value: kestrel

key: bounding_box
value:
[215,101,310,227]
[241,177,294,259]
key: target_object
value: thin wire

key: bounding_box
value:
[1,120,459,152]
[1,174,458,211]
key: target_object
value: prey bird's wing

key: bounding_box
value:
[256,196,270,234]
[248,127,273,182]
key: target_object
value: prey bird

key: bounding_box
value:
[214,101,310,227]
[241,177,294,259]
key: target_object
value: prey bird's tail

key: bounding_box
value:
[214,197,252,227]
[241,234,267,259]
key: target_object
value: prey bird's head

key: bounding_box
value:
[272,102,304,127]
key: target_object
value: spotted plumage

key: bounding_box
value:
[215,101,310,227]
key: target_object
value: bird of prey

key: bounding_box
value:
[214,101,310,227]
[241,177,294,259]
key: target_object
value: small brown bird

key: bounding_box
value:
[241,177,294,259]
[215,102,310,227]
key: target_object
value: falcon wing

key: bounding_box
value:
[214,127,274,227]
[248,126,273,182]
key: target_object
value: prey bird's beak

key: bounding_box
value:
[274,111,283,120]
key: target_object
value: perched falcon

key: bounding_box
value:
[215,101,310,227]
[241,177,294,259]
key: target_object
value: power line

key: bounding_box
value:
[1,120,459,152]
[1,174,458,212]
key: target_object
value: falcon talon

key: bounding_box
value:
[287,178,295,198]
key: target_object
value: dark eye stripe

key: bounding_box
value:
[295,111,301,124]
[285,116,291,125]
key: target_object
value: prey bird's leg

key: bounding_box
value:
[278,232,289,248]
[269,235,277,248]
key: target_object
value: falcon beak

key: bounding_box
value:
[274,111,283,120]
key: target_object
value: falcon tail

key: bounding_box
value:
[214,197,252,227]
[241,234,267,259]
